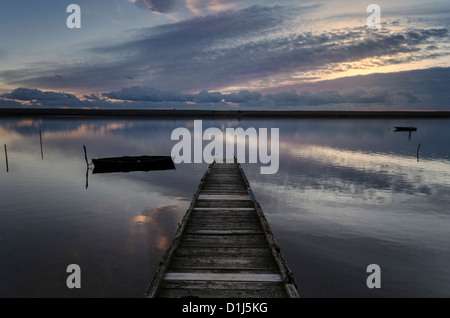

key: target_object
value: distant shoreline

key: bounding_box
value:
[1,108,450,119]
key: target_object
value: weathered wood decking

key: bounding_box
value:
[145,160,299,298]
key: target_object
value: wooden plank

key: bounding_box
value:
[165,268,281,275]
[202,180,245,184]
[169,255,278,269]
[201,186,246,189]
[192,208,259,217]
[192,209,256,214]
[179,234,268,247]
[205,170,241,173]
[204,175,242,179]
[200,188,248,192]
[184,229,265,235]
[204,171,242,174]
[156,283,288,298]
[186,217,262,225]
[197,194,250,200]
[186,220,262,228]
[188,216,259,222]
[164,273,283,282]
[204,176,242,179]
[200,189,248,194]
[160,280,287,291]
[195,200,255,208]
[173,247,273,258]
[186,220,261,227]
[201,186,244,189]
[193,207,255,211]
[189,213,259,220]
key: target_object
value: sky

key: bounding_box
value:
[0,0,449,110]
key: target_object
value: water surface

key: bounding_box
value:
[0,117,449,297]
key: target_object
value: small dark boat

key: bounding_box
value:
[394,127,417,131]
[92,155,175,174]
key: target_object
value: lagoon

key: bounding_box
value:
[0,117,449,297]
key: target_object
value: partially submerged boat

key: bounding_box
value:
[92,155,175,174]
[394,126,417,131]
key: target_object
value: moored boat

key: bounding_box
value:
[92,155,175,174]
[394,126,417,131]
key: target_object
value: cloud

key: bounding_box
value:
[270,67,449,109]
[2,88,78,103]
[0,5,314,91]
[0,87,230,109]
[101,83,423,108]
[0,77,432,110]
[103,86,189,102]
[261,87,421,107]
[0,88,105,108]
[264,90,345,107]
[195,90,223,103]
[104,86,227,103]
[0,0,449,104]
[83,93,102,101]
[224,90,263,105]
[2,11,448,94]
[0,98,23,108]
[4,65,450,110]
[129,0,249,14]
[130,0,176,13]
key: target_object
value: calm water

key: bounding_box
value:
[0,117,449,298]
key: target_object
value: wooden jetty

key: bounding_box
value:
[145,160,299,298]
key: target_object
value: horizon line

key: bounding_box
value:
[1,108,450,119]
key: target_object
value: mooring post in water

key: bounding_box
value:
[4,144,9,172]
[83,145,89,166]
[40,130,43,160]
[417,143,421,162]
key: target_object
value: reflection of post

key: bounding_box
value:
[4,144,9,172]
[85,166,89,189]
[40,130,44,160]
[417,143,421,162]
[83,145,91,189]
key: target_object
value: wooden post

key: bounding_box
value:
[83,145,89,166]
[4,144,8,172]
[417,143,421,162]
